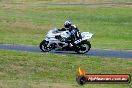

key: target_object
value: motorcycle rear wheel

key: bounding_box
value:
[76,40,91,54]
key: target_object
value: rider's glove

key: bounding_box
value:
[58,28,66,31]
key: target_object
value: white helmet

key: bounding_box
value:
[64,20,72,28]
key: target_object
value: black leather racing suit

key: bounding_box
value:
[58,25,82,47]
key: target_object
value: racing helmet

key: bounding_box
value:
[64,20,72,28]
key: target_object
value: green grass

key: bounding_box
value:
[0,0,132,4]
[0,50,132,88]
[0,3,132,50]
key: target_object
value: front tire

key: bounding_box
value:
[76,41,91,54]
[39,40,51,52]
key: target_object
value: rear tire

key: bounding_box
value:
[76,40,91,54]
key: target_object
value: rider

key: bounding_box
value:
[58,20,82,47]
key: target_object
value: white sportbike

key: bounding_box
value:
[39,28,93,54]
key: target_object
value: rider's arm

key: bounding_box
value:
[58,28,66,31]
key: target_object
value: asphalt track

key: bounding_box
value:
[0,44,132,59]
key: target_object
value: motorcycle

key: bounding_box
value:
[39,28,93,54]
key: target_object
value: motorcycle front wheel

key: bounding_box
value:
[76,40,91,54]
[39,40,52,52]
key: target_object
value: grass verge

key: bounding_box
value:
[0,50,132,88]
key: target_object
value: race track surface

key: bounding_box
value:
[0,44,132,59]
